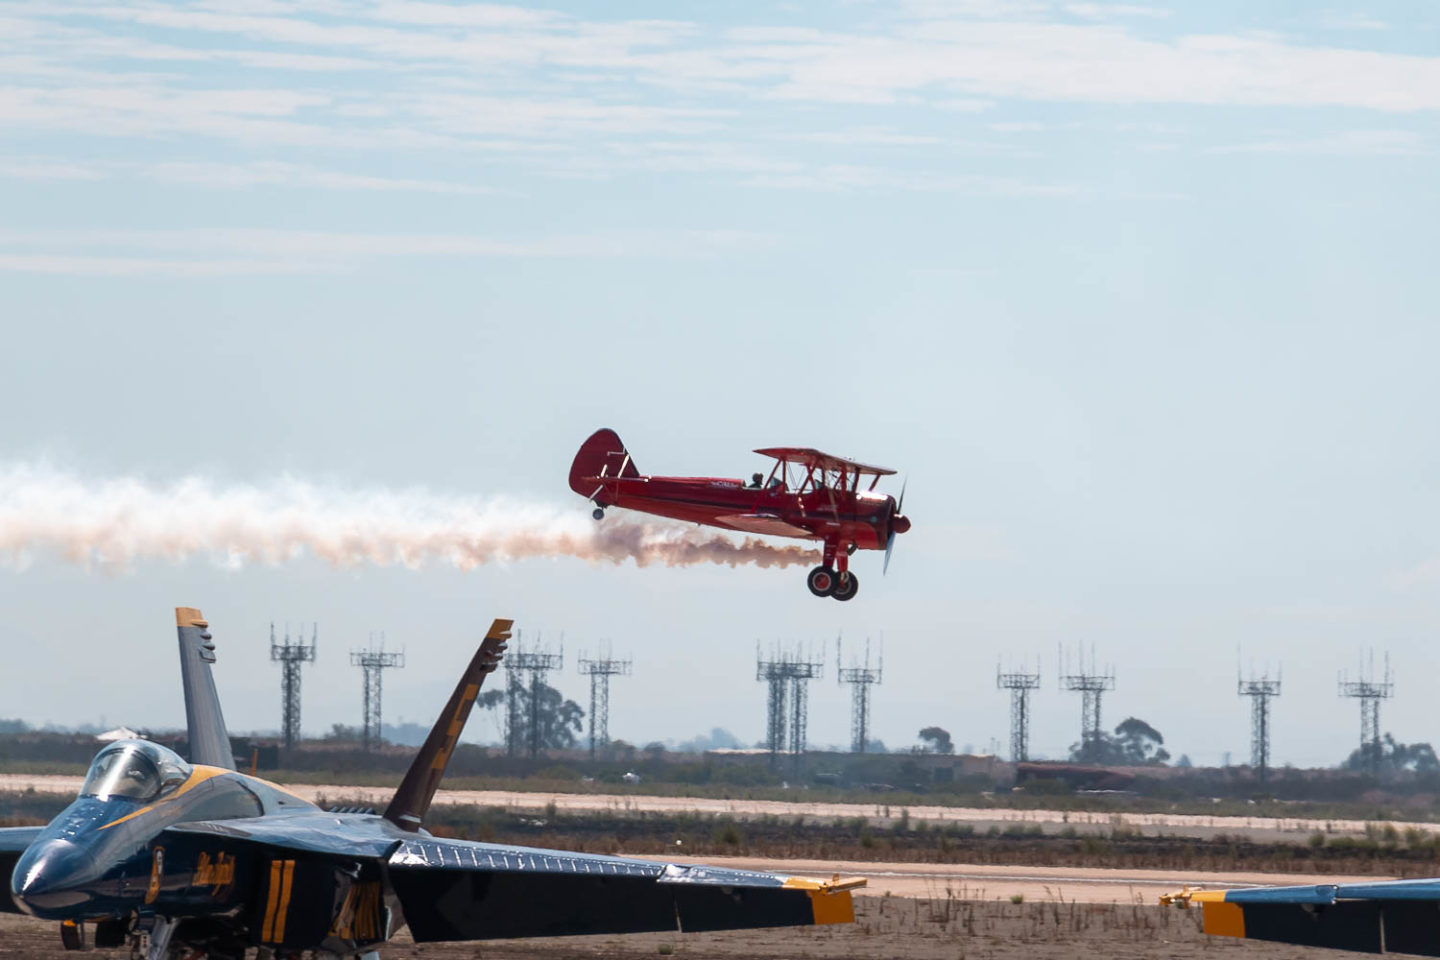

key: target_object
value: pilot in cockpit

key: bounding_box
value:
[749,473,764,489]
[81,740,191,802]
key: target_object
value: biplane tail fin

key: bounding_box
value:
[383,618,512,832]
[569,428,641,497]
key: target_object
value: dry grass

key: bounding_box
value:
[0,897,1315,960]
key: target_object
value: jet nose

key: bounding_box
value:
[11,839,93,916]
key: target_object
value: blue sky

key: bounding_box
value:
[1,1,1438,766]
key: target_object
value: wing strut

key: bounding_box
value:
[383,619,512,832]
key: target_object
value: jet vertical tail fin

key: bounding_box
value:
[383,618,512,832]
[176,607,234,770]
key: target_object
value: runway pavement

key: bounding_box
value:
[0,773,1429,841]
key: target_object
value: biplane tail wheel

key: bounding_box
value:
[832,571,859,601]
[806,566,837,597]
[592,507,605,521]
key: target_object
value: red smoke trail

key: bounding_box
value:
[0,467,820,573]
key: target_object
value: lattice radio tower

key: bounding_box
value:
[996,659,1041,762]
[578,643,632,759]
[756,642,823,770]
[269,622,316,752]
[836,637,883,754]
[349,634,404,752]
[1237,662,1281,784]
[1339,651,1393,776]
[505,632,564,759]
[1059,645,1114,759]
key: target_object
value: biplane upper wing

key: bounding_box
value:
[754,448,896,477]
[714,513,815,538]
[387,836,862,941]
[1166,877,1440,955]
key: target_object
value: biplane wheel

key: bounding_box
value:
[807,566,837,597]
[832,571,859,601]
[592,507,605,520]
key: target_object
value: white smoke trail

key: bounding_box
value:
[0,465,821,574]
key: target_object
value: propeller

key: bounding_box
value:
[884,478,908,575]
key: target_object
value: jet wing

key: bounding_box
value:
[714,513,814,538]
[161,822,861,940]
[0,826,42,913]
[163,814,404,860]
[0,826,39,853]
[387,835,863,941]
[1165,879,1440,955]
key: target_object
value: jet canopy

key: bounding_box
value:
[80,740,190,801]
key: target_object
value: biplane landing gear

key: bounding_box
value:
[832,571,859,601]
[592,507,605,520]
[807,566,837,597]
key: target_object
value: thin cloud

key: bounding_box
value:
[3,0,1437,202]
[744,164,1077,195]
[1207,129,1426,156]
[0,156,105,180]
[1063,4,1170,20]
[0,254,330,276]
[0,156,494,193]
[0,227,780,276]
[1317,12,1389,32]
[147,160,494,193]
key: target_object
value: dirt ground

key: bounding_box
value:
[0,897,1333,959]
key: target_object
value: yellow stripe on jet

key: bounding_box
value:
[782,874,866,926]
[1160,887,1245,939]
[272,859,295,944]
[261,861,283,942]
[175,607,208,627]
[1201,901,1246,938]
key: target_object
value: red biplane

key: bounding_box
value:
[568,429,910,601]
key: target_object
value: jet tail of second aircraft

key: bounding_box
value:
[382,618,512,832]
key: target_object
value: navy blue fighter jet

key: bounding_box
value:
[1,608,863,959]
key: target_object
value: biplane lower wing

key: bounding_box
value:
[0,827,43,913]
[388,836,861,941]
[1166,879,1440,955]
[714,514,814,538]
